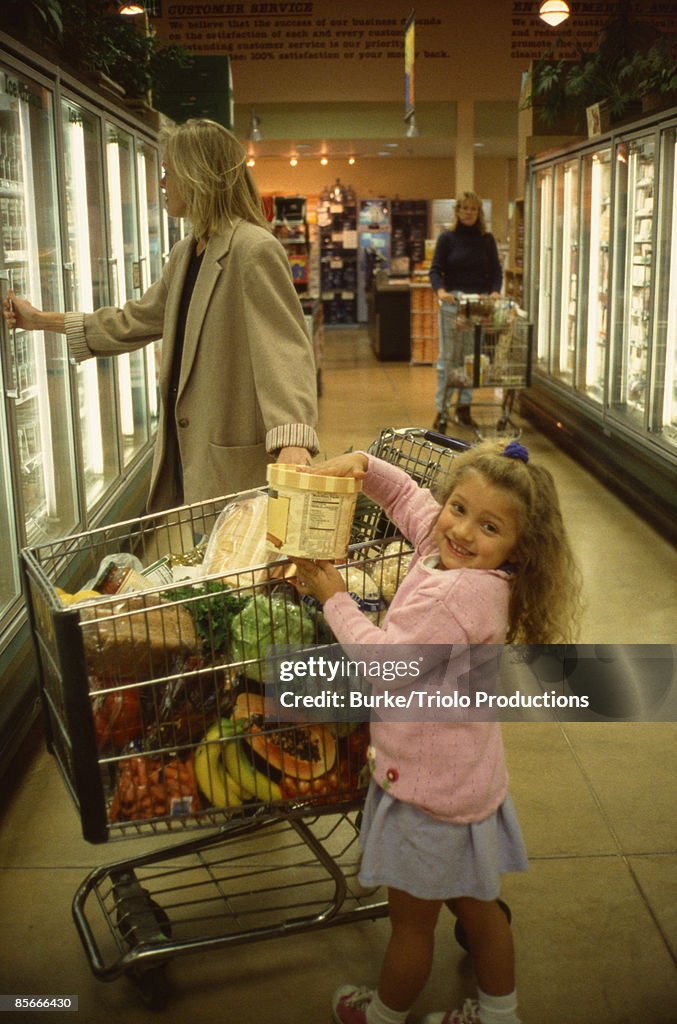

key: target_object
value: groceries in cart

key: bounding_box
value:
[28,479,421,832]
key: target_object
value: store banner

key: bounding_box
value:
[404,10,415,119]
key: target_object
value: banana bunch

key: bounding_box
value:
[194,717,282,813]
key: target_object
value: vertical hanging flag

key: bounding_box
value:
[404,11,415,120]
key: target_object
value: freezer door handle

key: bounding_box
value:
[0,270,19,399]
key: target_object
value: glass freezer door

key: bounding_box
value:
[61,99,120,510]
[105,122,148,467]
[580,148,611,404]
[136,139,162,435]
[610,136,655,429]
[0,68,78,546]
[0,281,21,618]
[531,167,553,371]
[552,159,579,385]
[653,128,677,452]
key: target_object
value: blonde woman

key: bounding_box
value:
[3,119,319,510]
[429,190,502,431]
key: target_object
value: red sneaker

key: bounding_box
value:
[332,984,374,1024]
[422,1000,482,1024]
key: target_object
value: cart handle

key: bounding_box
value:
[422,431,470,452]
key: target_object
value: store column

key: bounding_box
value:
[455,100,475,191]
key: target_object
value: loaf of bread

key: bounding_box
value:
[80,594,197,682]
[201,493,280,580]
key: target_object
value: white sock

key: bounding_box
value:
[477,988,521,1024]
[366,990,409,1024]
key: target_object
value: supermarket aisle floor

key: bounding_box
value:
[1,328,676,1024]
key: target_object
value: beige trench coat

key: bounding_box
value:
[65,219,319,511]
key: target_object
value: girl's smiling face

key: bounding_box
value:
[434,470,521,571]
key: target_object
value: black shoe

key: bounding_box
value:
[455,405,474,426]
[432,413,447,433]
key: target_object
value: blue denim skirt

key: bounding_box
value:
[358,780,528,901]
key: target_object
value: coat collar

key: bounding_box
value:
[175,219,242,396]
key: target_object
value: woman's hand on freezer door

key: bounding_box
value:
[3,291,40,331]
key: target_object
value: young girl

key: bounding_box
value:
[292,439,582,1024]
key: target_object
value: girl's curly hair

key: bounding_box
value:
[435,440,583,644]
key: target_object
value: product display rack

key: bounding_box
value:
[390,199,428,274]
[272,195,310,292]
[318,180,358,325]
[409,283,439,365]
[504,198,524,305]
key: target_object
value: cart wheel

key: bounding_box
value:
[453,898,512,952]
[117,897,172,948]
[128,962,171,1011]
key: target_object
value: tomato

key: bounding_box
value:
[94,690,143,751]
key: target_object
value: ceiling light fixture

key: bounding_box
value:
[118,2,145,13]
[320,156,328,166]
[290,157,298,167]
[538,1,570,27]
[248,108,263,142]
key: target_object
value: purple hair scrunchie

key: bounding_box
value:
[503,440,529,463]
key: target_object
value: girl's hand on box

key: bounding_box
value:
[299,452,368,479]
[291,557,347,605]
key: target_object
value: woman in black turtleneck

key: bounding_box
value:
[429,190,502,429]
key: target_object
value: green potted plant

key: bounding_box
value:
[523,1,665,134]
[59,0,191,112]
[5,0,63,54]
[625,45,677,113]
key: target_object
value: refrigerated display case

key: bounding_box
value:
[0,34,172,774]
[581,148,611,403]
[61,97,119,510]
[610,136,655,430]
[0,64,79,548]
[104,121,149,466]
[525,108,677,537]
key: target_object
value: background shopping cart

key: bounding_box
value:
[436,296,532,440]
[19,428,489,1008]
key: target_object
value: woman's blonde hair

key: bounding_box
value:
[435,440,583,643]
[158,118,270,239]
[453,190,488,234]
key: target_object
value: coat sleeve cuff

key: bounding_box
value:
[64,312,92,363]
[266,424,320,455]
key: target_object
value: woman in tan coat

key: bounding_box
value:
[3,119,319,511]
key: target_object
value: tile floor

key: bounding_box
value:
[1,328,676,1024]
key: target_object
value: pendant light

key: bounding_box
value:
[539,1,570,27]
[248,108,263,142]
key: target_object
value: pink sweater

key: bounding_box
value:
[323,455,510,823]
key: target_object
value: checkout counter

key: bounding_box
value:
[367,272,412,361]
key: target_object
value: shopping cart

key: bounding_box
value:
[436,296,532,441]
[19,430,495,1008]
